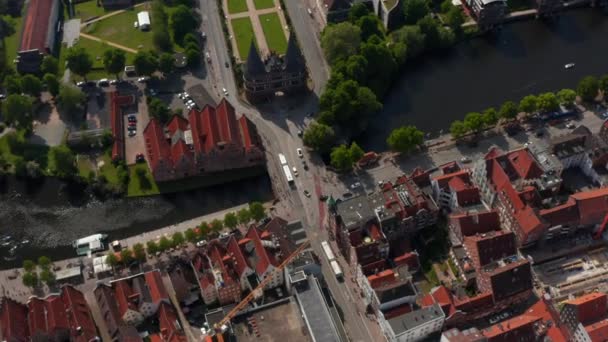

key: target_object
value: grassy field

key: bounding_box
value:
[84,9,155,51]
[99,153,121,186]
[77,155,94,179]
[259,13,287,54]
[230,17,256,59]
[59,37,136,80]
[73,0,108,21]
[253,0,275,10]
[4,15,25,65]
[227,0,249,14]
[128,164,160,196]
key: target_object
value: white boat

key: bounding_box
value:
[73,234,108,256]
[564,63,575,69]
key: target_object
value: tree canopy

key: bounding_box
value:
[518,95,538,114]
[210,219,224,232]
[249,202,265,221]
[464,112,484,133]
[321,22,362,65]
[557,88,576,106]
[237,208,251,225]
[133,51,159,76]
[303,122,336,154]
[159,53,175,75]
[41,55,59,75]
[171,5,198,44]
[224,212,238,229]
[391,25,425,59]
[148,97,170,123]
[56,85,86,118]
[43,74,60,97]
[403,0,430,25]
[387,125,424,153]
[450,120,467,139]
[499,101,518,119]
[66,47,93,79]
[20,74,42,97]
[103,49,126,78]
[537,92,559,113]
[2,94,33,129]
[577,76,599,102]
[330,142,364,172]
[172,231,185,246]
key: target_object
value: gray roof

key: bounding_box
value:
[55,266,82,280]
[295,276,342,342]
[244,41,266,77]
[336,195,376,230]
[284,33,306,73]
[387,303,445,335]
[375,280,416,304]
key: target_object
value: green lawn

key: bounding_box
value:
[231,17,256,59]
[258,13,287,54]
[60,37,136,80]
[128,164,160,196]
[4,14,25,65]
[227,0,249,14]
[99,153,120,186]
[77,155,94,179]
[83,9,155,51]
[253,0,275,10]
[74,0,108,21]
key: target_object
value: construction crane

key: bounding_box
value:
[593,212,608,240]
[213,240,311,332]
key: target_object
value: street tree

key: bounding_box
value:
[450,120,467,139]
[387,125,424,154]
[237,208,251,226]
[159,236,171,251]
[577,76,599,102]
[210,219,223,232]
[185,48,201,67]
[146,240,159,254]
[56,85,86,118]
[171,6,198,44]
[148,98,170,123]
[185,228,197,243]
[105,252,118,268]
[249,202,265,221]
[418,16,453,51]
[39,269,56,286]
[445,5,465,33]
[482,108,498,127]
[303,122,336,154]
[132,243,146,262]
[321,22,361,65]
[599,74,608,94]
[330,144,352,172]
[198,221,210,237]
[37,256,51,270]
[499,101,518,120]
[464,112,484,133]
[360,38,397,96]
[22,272,38,288]
[518,95,538,115]
[49,145,77,179]
[43,74,60,97]
[20,74,42,97]
[224,212,238,229]
[172,231,185,246]
[349,142,364,164]
[120,249,133,266]
[133,51,159,76]
[403,0,430,25]
[66,47,93,79]
[3,94,33,129]
[537,92,559,113]
[103,49,126,79]
[557,88,577,106]
[41,55,59,75]
[23,260,36,272]
[158,53,175,75]
[3,75,21,94]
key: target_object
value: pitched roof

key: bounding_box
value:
[284,33,306,72]
[157,302,187,342]
[226,235,249,277]
[564,292,607,325]
[585,319,608,342]
[421,286,458,318]
[144,118,173,172]
[244,41,266,76]
[367,269,396,288]
[506,149,543,179]
[20,0,58,52]
[450,210,501,237]
[571,187,608,226]
[145,271,169,304]
[28,295,70,339]
[167,114,189,136]
[463,231,516,268]
[0,298,29,342]
[245,226,276,275]
[482,315,541,341]
[215,99,241,145]
[527,298,569,342]
[114,279,137,316]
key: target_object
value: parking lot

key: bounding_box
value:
[124,95,150,166]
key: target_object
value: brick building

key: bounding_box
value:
[431,169,481,211]
[15,0,61,73]
[143,99,264,182]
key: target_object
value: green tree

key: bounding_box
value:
[348,2,370,23]
[418,16,453,50]
[56,85,86,118]
[183,33,199,47]
[148,98,170,123]
[3,75,21,94]
[387,125,424,153]
[249,202,265,221]
[403,0,430,25]
[319,80,381,134]
[185,228,197,243]
[41,55,59,75]
[3,94,33,128]
[185,48,201,67]
[450,120,467,138]
[172,231,185,246]
[49,145,77,179]
[159,53,175,75]
[357,15,384,41]
[303,122,336,154]
[22,272,38,288]
[360,38,397,96]
[330,144,352,172]
[557,88,577,106]
[66,47,93,79]
[171,5,198,44]
[133,51,159,76]
[237,208,251,226]
[210,219,223,232]
[37,256,51,270]
[120,249,133,266]
[103,49,126,78]
[482,108,498,127]
[26,161,42,179]
[198,221,210,237]
[519,95,538,114]
[349,142,364,162]
[445,5,465,33]
[23,260,36,272]
[39,269,56,286]
[537,92,559,113]
[599,75,608,94]
[499,101,518,120]
[321,22,361,65]
[224,212,238,229]
[132,243,146,262]
[105,252,118,268]
[146,240,159,254]
[390,42,408,66]
[43,73,60,97]
[391,25,425,59]
[577,76,599,102]
[464,112,484,133]
[20,74,42,97]
[159,236,172,251]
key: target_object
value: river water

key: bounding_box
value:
[364,8,608,150]
[0,174,272,268]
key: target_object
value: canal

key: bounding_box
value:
[0,174,273,268]
[363,8,608,150]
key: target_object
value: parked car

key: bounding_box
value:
[128,115,137,122]
[222,87,229,96]
[297,130,303,137]
[303,190,311,198]
[137,76,149,83]
[135,153,145,163]
[109,79,118,85]
[350,182,361,190]
[292,166,298,177]
[297,148,303,158]
[225,61,229,68]
[97,79,109,87]
[76,81,86,88]
[460,156,471,163]
[128,130,136,137]
[128,121,136,127]
[319,194,328,201]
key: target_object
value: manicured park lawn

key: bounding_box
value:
[74,0,108,21]
[4,15,24,63]
[128,164,160,196]
[227,0,249,14]
[253,0,275,10]
[59,37,135,80]
[259,13,287,54]
[84,9,155,51]
[231,17,256,59]
[77,155,94,179]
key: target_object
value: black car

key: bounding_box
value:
[135,153,145,163]
[319,195,328,201]
[225,61,229,68]
[128,116,137,123]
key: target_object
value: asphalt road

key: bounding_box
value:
[197,1,382,341]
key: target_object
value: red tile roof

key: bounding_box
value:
[0,298,29,342]
[238,116,253,150]
[394,252,419,270]
[167,114,189,136]
[586,319,608,342]
[145,271,169,304]
[226,235,249,277]
[506,149,543,179]
[463,231,516,268]
[28,295,70,339]
[245,226,276,275]
[421,286,457,318]
[571,187,608,227]
[367,269,396,288]
[157,302,187,342]
[526,298,569,342]
[565,292,607,325]
[482,315,541,342]
[144,118,173,173]
[20,0,56,52]
[60,285,98,342]
[215,99,241,145]
[449,210,501,237]
[453,292,494,313]
[539,198,579,227]
[114,279,137,317]
[383,303,412,319]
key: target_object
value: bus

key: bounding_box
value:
[278,153,288,166]
[282,165,294,184]
[321,241,336,262]
[330,260,344,280]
